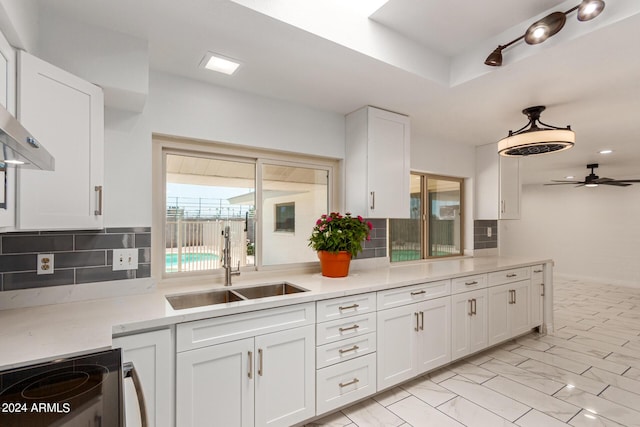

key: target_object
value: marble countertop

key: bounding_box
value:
[0,256,550,370]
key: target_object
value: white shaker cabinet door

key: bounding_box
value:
[176,338,254,427]
[17,50,104,230]
[416,297,451,373]
[254,325,315,427]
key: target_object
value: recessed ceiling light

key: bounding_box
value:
[565,175,574,179]
[599,149,613,154]
[200,52,241,75]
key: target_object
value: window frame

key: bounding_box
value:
[390,172,465,262]
[152,135,338,281]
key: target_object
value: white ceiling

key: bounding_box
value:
[37,0,640,185]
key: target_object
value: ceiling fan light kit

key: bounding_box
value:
[498,106,575,157]
[485,0,605,66]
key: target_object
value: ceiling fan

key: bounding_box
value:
[546,163,640,187]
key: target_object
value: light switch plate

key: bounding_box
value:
[112,248,138,271]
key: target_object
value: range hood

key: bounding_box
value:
[0,103,54,170]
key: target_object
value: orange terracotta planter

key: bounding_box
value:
[317,250,352,278]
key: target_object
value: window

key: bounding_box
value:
[154,137,334,277]
[390,173,464,261]
[275,203,295,232]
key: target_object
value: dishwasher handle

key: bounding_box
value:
[123,361,148,427]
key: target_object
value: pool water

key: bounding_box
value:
[166,252,219,264]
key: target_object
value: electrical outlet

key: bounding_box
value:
[112,249,139,271]
[487,227,492,237]
[37,253,54,275]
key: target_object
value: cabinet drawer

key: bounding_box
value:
[488,267,530,286]
[451,274,487,294]
[316,293,376,323]
[316,353,377,415]
[316,313,377,346]
[316,332,376,369]
[531,265,544,284]
[177,302,314,352]
[377,280,450,310]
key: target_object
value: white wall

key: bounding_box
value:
[148,71,345,159]
[500,184,640,287]
[0,0,37,52]
[410,133,476,255]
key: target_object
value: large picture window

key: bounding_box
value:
[155,138,334,277]
[390,173,464,261]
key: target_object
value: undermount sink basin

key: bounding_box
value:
[166,289,245,310]
[234,282,308,299]
[166,282,309,310]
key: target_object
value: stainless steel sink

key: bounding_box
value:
[234,282,308,299]
[166,289,245,310]
[166,282,308,310]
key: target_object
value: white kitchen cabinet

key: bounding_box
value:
[475,143,521,220]
[487,280,531,345]
[176,304,315,427]
[451,289,488,361]
[0,28,16,229]
[345,106,410,218]
[530,265,545,328]
[377,296,451,391]
[113,328,175,427]
[17,50,104,230]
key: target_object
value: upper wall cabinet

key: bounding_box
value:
[0,29,16,229]
[475,143,521,220]
[345,106,410,219]
[17,51,104,230]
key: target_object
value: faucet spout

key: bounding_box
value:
[222,226,241,286]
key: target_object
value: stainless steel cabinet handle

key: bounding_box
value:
[534,269,543,273]
[465,281,478,286]
[419,311,424,330]
[472,298,477,315]
[508,290,514,304]
[514,290,517,304]
[414,312,419,331]
[248,351,253,379]
[258,348,263,376]
[94,185,103,216]
[541,283,545,296]
[339,324,360,332]
[370,191,375,210]
[411,290,426,296]
[123,361,148,427]
[339,378,359,388]
[506,273,517,278]
[468,300,473,316]
[339,345,360,354]
[339,303,359,311]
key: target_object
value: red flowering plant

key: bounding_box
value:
[308,212,373,257]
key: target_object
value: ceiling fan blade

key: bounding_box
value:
[611,179,640,183]
[550,180,581,183]
[544,182,585,185]
[601,181,631,187]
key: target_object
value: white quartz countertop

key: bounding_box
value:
[0,256,550,370]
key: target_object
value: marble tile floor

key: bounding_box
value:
[306,277,640,427]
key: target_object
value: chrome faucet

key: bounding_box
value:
[222,226,240,286]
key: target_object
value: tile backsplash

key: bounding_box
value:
[473,220,498,250]
[357,218,387,259]
[0,227,150,291]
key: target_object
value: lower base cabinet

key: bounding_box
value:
[487,280,531,345]
[316,353,377,414]
[113,328,175,427]
[176,324,315,427]
[377,296,451,391]
[451,289,488,361]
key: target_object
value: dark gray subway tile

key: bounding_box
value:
[3,270,75,290]
[76,266,135,284]
[75,234,134,250]
[107,227,151,234]
[367,218,387,229]
[41,229,104,235]
[138,248,151,263]
[55,251,107,268]
[136,264,151,278]
[135,233,151,248]
[356,248,375,259]
[0,254,37,272]
[375,247,387,257]
[2,235,74,254]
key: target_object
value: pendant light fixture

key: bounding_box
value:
[498,106,575,157]
[485,0,605,66]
